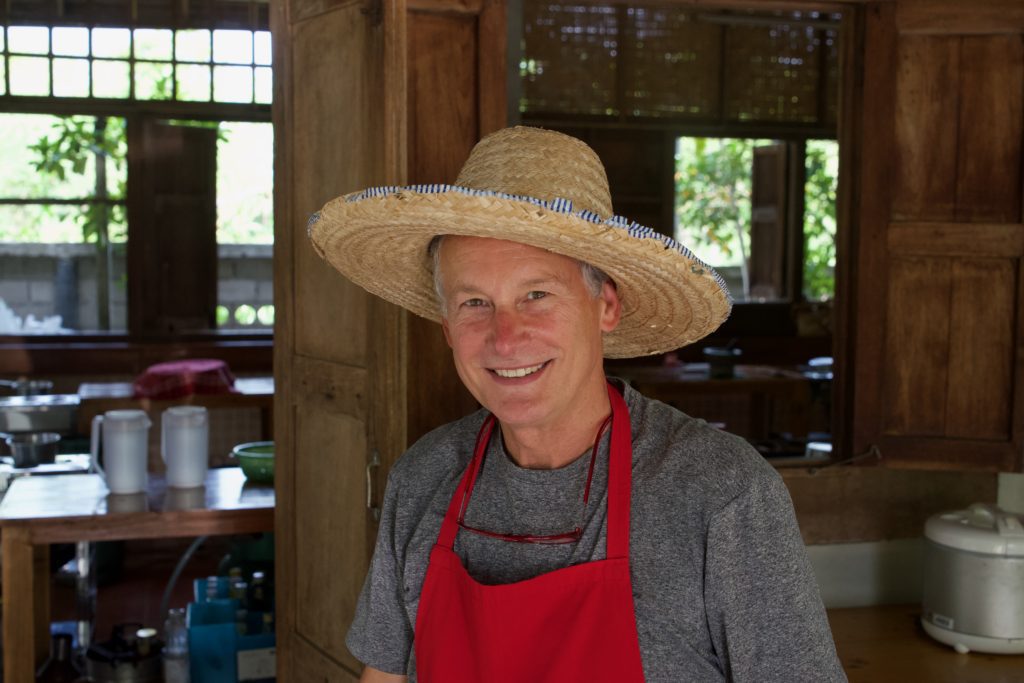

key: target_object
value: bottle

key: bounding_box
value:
[205,575,219,601]
[163,608,190,683]
[249,571,267,612]
[36,633,80,682]
[235,608,249,636]
[261,612,274,635]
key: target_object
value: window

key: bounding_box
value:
[516,2,843,338]
[1,25,271,104]
[0,2,272,338]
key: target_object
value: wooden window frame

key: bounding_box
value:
[0,97,272,375]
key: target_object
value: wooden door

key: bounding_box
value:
[272,0,505,679]
[272,0,401,679]
[846,0,1024,471]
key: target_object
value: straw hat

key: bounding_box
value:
[308,126,731,358]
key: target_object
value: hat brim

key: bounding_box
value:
[309,187,732,358]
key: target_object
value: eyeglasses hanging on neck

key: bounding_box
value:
[456,412,612,545]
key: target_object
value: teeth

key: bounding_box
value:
[494,363,545,378]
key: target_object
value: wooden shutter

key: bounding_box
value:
[127,119,218,335]
[847,0,1024,471]
[749,143,788,301]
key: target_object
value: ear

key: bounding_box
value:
[441,316,453,348]
[597,280,621,333]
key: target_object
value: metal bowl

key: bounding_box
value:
[3,431,61,468]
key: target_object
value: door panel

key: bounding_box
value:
[291,4,384,365]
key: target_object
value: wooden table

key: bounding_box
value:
[0,467,273,682]
[828,604,1024,682]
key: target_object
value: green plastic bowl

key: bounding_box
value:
[232,441,274,484]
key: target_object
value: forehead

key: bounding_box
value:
[439,235,580,277]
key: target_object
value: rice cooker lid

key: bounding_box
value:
[925,503,1024,556]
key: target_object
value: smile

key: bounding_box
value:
[491,362,547,378]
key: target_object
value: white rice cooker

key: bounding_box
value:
[921,503,1024,654]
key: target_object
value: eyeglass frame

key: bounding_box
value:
[455,412,613,545]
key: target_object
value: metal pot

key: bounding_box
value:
[2,431,60,468]
[0,378,54,396]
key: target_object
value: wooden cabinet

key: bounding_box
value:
[271,0,503,678]
[842,0,1024,472]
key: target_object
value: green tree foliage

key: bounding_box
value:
[675,137,838,301]
[29,115,128,243]
[803,140,838,301]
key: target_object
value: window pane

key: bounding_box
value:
[0,203,86,242]
[92,60,130,98]
[217,121,274,244]
[675,137,774,303]
[213,65,252,103]
[0,114,125,200]
[254,31,272,66]
[53,58,90,97]
[0,60,6,96]
[52,27,89,57]
[176,29,211,62]
[92,28,131,59]
[213,30,253,64]
[134,28,172,61]
[254,67,272,104]
[135,61,173,100]
[176,64,211,101]
[9,56,50,96]
[8,26,49,55]
[804,139,839,301]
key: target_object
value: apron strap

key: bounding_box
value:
[437,413,496,550]
[437,381,633,559]
[605,381,632,560]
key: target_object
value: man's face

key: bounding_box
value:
[439,236,621,432]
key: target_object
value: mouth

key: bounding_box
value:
[489,361,549,379]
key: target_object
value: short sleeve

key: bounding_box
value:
[704,471,847,682]
[345,470,414,675]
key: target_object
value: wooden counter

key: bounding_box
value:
[828,604,1024,682]
[0,467,273,682]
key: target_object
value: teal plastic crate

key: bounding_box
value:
[187,599,275,683]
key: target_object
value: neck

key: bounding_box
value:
[500,379,611,469]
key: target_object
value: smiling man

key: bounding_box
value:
[309,127,845,683]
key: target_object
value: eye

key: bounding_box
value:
[461,297,487,308]
[526,291,548,301]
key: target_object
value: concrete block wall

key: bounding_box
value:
[0,243,272,333]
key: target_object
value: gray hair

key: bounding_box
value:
[427,235,612,316]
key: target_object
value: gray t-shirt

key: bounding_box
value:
[347,381,846,682]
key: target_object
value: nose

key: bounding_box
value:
[490,307,526,356]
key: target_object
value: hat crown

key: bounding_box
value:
[454,127,614,219]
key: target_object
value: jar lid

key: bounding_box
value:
[925,503,1024,556]
[103,409,151,431]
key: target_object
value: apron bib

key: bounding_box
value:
[414,383,645,682]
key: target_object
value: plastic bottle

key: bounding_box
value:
[36,633,80,682]
[163,608,190,683]
[249,571,267,612]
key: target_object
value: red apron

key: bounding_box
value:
[414,383,645,682]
